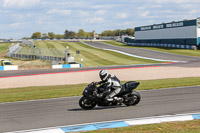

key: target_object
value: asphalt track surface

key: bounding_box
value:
[1,86,200,132]
[84,42,200,62]
[0,63,179,78]
[0,61,200,78]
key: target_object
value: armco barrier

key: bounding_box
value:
[125,42,197,50]
[52,64,82,69]
[0,66,18,71]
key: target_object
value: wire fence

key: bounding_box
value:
[6,43,20,57]
[22,40,35,47]
[7,42,68,61]
[11,47,65,61]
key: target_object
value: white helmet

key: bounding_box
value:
[99,69,109,81]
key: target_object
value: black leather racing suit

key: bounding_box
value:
[98,74,122,100]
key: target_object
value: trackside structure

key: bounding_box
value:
[125,18,200,49]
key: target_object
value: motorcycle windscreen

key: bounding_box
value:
[124,81,140,90]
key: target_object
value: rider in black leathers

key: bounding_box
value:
[97,69,122,102]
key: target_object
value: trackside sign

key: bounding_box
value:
[135,19,197,31]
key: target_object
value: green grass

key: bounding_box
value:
[70,42,161,67]
[18,41,65,57]
[84,119,200,133]
[0,77,200,103]
[0,42,12,53]
[20,40,161,67]
[102,41,200,57]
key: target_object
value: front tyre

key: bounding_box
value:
[79,96,96,110]
[124,91,141,106]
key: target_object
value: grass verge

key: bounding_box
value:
[32,41,161,67]
[10,40,161,67]
[0,42,12,53]
[102,41,200,57]
[83,119,200,133]
[0,42,12,58]
[0,77,200,103]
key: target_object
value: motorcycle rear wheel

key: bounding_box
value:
[124,91,141,106]
[79,96,97,110]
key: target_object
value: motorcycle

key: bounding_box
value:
[79,81,141,110]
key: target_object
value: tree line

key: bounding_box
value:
[31,28,134,39]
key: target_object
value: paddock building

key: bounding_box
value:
[125,18,200,49]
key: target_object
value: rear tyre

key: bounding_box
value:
[79,96,96,110]
[123,91,141,106]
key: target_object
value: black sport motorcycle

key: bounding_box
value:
[79,81,141,109]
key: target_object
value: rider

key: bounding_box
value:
[97,69,122,102]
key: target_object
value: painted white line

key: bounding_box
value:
[159,115,194,122]
[125,114,194,126]
[125,118,161,125]
[104,48,180,62]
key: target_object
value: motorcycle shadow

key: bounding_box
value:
[68,105,127,111]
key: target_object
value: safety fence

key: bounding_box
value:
[6,43,20,57]
[6,41,68,61]
[10,47,65,61]
[22,40,35,47]
[125,42,197,50]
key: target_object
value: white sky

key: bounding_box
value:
[0,0,199,39]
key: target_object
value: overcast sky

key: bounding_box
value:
[0,0,199,39]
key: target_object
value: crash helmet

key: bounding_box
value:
[99,69,109,81]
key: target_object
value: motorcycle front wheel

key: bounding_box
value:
[79,96,97,110]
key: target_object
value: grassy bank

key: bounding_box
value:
[5,41,161,67]
[0,42,12,58]
[0,77,200,103]
[0,42,52,67]
[33,41,161,67]
[84,119,200,133]
[102,41,200,57]
[0,42,12,53]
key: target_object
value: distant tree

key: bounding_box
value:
[22,37,31,39]
[126,28,135,36]
[101,30,113,36]
[48,32,56,39]
[64,30,70,38]
[113,29,121,36]
[55,34,64,39]
[64,30,77,38]
[86,32,93,38]
[68,31,76,38]
[31,32,42,39]
[100,28,135,37]
[42,33,49,39]
[77,29,86,38]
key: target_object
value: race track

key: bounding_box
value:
[1,86,200,132]
[84,42,200,62]
[0,63,175,78]
[1,42,200,132]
